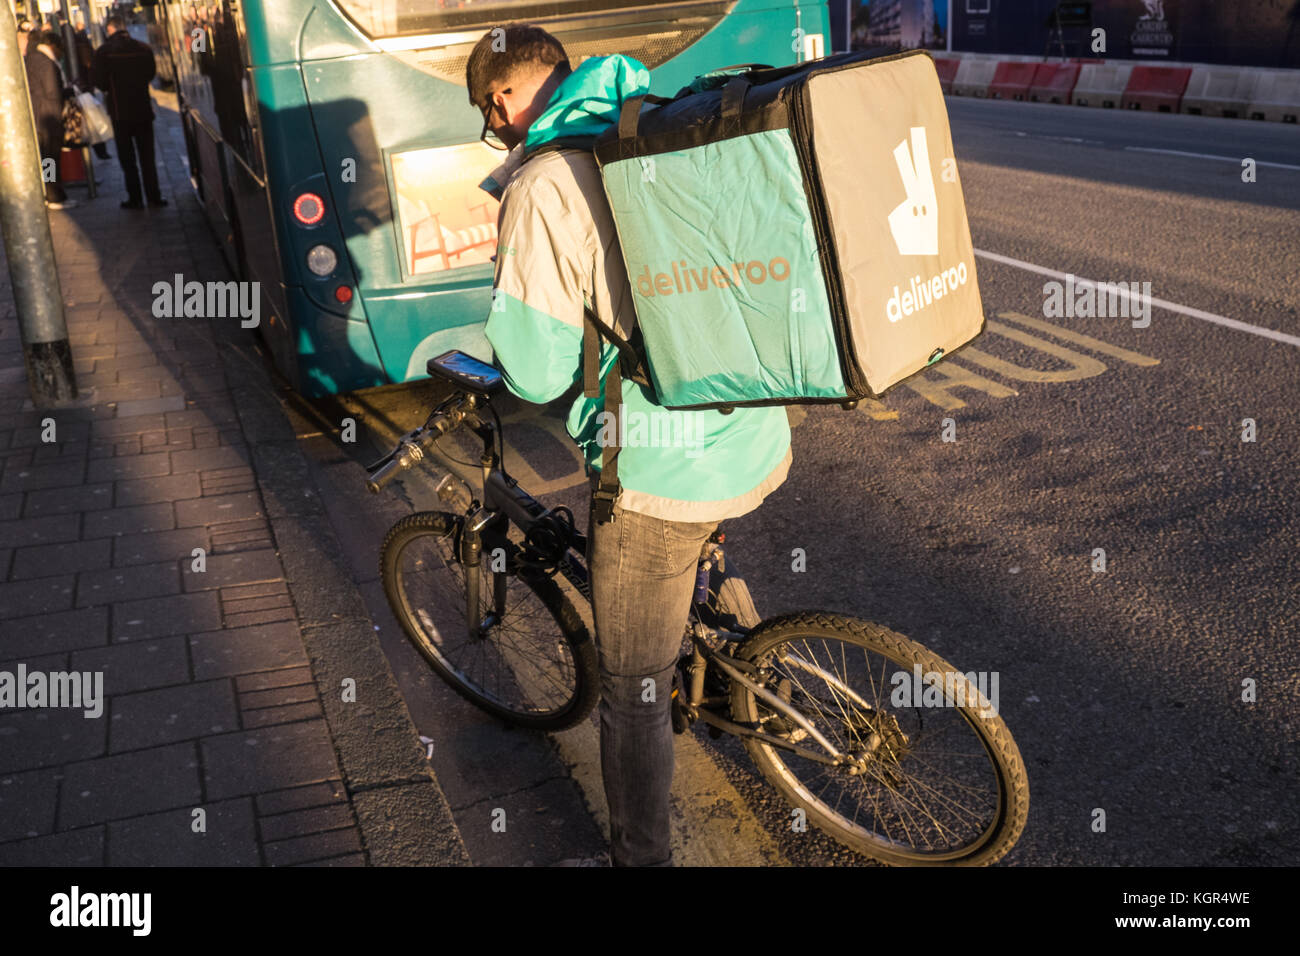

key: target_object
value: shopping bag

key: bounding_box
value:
[76,91,113,145]
[62,96,86,147]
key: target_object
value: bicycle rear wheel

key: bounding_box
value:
[380,511,598,731]
[729,612,1028,865]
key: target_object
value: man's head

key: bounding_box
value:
[105,14,125,36]
[466,24,570,150]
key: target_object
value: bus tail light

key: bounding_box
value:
[334,285,353,304]
[306,244,337,276]
[293,192,325,225]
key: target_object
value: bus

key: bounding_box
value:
[153,0,829,396]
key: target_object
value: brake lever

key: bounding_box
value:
[364,449,398,472]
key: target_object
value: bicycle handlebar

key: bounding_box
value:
[364,395,471,493]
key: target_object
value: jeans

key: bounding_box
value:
[586,495,718,866]
[111,117,162,204]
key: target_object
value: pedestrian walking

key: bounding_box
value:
[91,13,167,209]
[25,30,79,209]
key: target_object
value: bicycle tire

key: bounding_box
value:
[729,612,1029,866]
[380,511,599,731]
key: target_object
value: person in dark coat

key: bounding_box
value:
[91,14,166,209]
[25,30,78,209]
[69,22,111,161]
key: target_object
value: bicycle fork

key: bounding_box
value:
[458,509,507,640]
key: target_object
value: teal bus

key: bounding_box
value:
[153,0,829,396]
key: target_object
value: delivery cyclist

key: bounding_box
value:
[469,24,791,867]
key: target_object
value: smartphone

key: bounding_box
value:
[426,350,504,393]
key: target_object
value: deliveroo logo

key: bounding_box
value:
[887,127,939,257]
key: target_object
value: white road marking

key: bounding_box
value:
[1123,146,1300,171]
[1012,130,1105,146]
[973,249,1300,348]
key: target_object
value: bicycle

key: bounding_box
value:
[366,350,1029,866]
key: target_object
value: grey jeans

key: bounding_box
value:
[586,495,719,867]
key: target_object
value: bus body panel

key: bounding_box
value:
[254,63,385,395]
[161,0,829,395]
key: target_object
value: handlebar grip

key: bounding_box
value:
[365,412,458,493]
[366,456,407,494]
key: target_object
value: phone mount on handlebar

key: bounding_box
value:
[427,350,505,396]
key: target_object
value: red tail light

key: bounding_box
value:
[293,192,325,225]
[334,285,353,304]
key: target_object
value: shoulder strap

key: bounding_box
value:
[584,310,622,525]
[616,92,673,143]
[583,303,652,392]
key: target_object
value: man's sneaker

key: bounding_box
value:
[46,199,80,210]
[121,199,144,210]
[147,198,169,208]
[551,850,611,867]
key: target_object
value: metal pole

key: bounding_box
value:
[0,0,78,405]
[947,0,953,53]
[58,0,80,83]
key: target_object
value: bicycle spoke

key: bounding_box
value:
[396,530,580,718]
[743,628,1007,860]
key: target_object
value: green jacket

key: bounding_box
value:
[483,55,791,522]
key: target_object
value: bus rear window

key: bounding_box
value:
[337,0,689,38]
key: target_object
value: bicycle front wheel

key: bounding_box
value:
[729,612,1028,865]
[380,511,598,731]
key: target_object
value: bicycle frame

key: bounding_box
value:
[424,392,863,768]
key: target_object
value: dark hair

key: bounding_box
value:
[465,24,568,109]
[105,14,125,31]
[39,29,64,54]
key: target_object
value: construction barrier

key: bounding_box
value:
[1247,70,1300,122]
[951,57,999,97]
[1028,62,1081,103]
[1181,67,1261,117]
[1121,65,1193,112]
[1072,62,1135,108]
[943,54,1296,123]
[988,61,1037,100]
[932,57,960,94]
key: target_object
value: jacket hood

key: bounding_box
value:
[523,54,651,156]
[479,55,650,200]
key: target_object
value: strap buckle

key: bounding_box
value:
[592,483,619,525]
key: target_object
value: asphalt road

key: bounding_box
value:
[305,96,1300,866]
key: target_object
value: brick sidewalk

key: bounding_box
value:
[0,92,468,866]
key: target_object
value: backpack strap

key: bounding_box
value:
[719,76,749,137]
[583,303,653,392]
[582,307,601,399]
[616,92,673,143]
[583,308,622,525]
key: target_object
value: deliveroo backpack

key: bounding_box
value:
[588,48,985,411]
